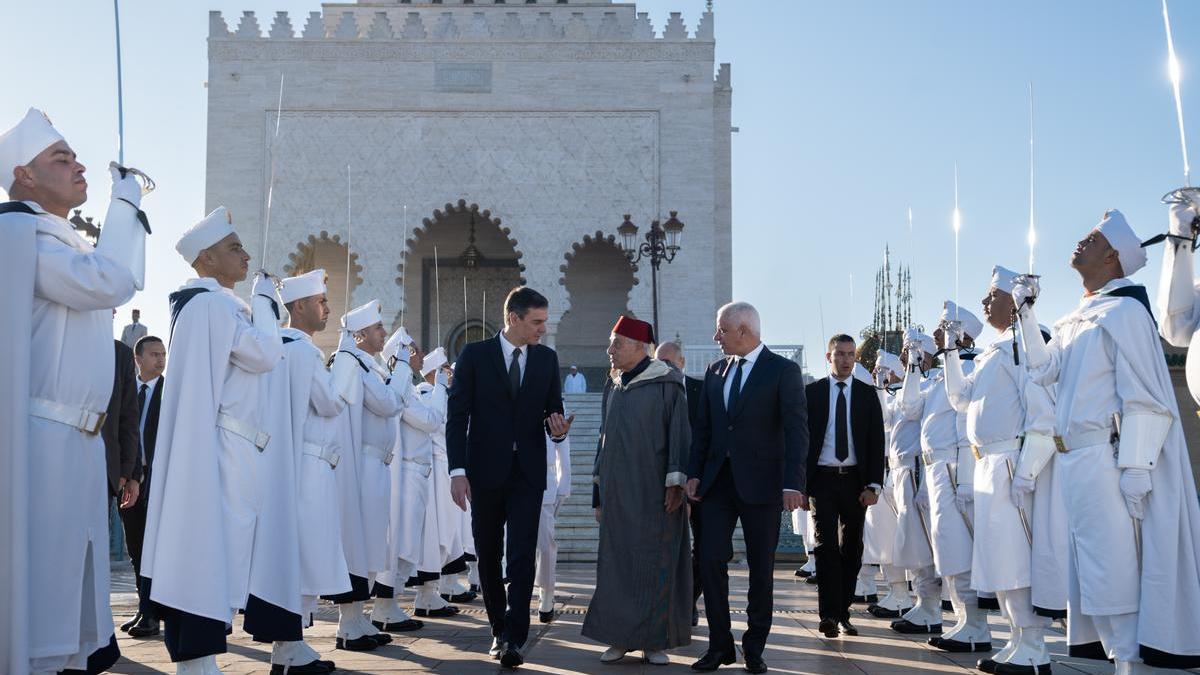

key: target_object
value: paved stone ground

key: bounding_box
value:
[108,564,1157,674]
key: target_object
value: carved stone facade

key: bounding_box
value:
[206,0,732,378]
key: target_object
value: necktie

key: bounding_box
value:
[726,358,746,411]
[138,383,149,463]
[509,348,522,398]
[835,381,849,462]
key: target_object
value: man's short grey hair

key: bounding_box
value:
[718,301,761,337]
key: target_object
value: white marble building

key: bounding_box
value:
[206,0,732,378]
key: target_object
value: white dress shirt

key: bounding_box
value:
[819,374,858,466]
[137,374,161,464]
[723,341,765,406]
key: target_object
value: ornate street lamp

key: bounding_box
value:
[616,211,684,340]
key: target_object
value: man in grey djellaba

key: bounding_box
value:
[583,316,692,666]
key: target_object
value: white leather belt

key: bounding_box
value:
[970,438,1021,459]
[29,397,106,435]
[216,412,270,451]
[401,456,432,477]
[921,448,956,464]
[302,442,340,469]
[363,444,394,466]
[1055,428,1116,453]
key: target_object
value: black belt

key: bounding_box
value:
[816,464,859,476]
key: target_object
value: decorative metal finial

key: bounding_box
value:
[706,0,713,11]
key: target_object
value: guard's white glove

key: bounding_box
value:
[435,368,450,388]
[905,342,923,372]
[1168,202,1198,238]
[1119,468,1153,520]
[109,163,143,208]
[1012,274,1040,310]
[252,271,281,304]
[1010,475,1036,504]
[954,482,974,513]
[942,319,963,350]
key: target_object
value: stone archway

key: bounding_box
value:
[284,231,363,353]
[397,200,523,354]
[556,231,638,383]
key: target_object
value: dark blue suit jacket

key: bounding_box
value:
[447,335,564,490]
[686,347,809,505]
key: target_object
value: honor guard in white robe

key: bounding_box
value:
[888,331,943,634]
[390,350,455,617]
[943,281,1061,672]
[269,270,349,672]
[847,362,886,603]
[1158,195,1200,408]
[0,108,147,675]
[899,312,991,651]
[426,353,476,603]
[861,352,911,618]
[140,208,285,674]
[535,434,573,621]
[1017,210,1200,672]
[327,300,402,651]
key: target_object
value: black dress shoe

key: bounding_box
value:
[499,645,524,669]
[470,583,482,593]
[538,610,554,624]
[803,575,819,585]
[818,618,839,638]
[935,638,992,653]
[441,590,478,603]
[744,655,768,674]
[993,663,1052,675]
[269,660,334,674]
[927,636,944,648]
[373,618,424,632]
[335,635,378,651]
[369,632,392,645]
[795,568,813,578]
[838,620,858,636]
[489,637,504,659]
[867,604,904,618]
[890,618,942,634]
[127,614,160,638]
[690,649,735,671]
[977,657,997,673]
[852,594,879,604]
[415,605,460,618]
[120,612,141,632]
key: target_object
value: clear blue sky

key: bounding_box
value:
[3,1,1198,373]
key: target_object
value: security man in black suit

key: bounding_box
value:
[121,335,166,638]
[801,334,885,639]
[686,302,808,675]
[102,338,140,516]
[447,287,574,670]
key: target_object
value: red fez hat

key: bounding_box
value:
[612,316,655,344]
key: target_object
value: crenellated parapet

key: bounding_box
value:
[208,4,714,42]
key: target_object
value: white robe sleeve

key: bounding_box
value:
[942,351,975,413]
[362,371,403,418]
[1158,237,1200,347]
[897,369,925,421]
[229,313,283,374]
[310,359,346,418]
[33,232,137,310]
[1114,335,1175,420]
[555,437,572,497]
[401,382,446,432]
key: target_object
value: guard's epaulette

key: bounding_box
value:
[1104,284,1157,327]
[167,287,211,345]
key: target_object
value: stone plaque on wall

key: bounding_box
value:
[435,63,492,93]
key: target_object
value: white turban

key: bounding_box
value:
[990,265,1019,294]
[0,108,65,194]
[279,269,326,304]
[342,299,382,333]
[877,350,902,375]
[1096,209,1147,277]
[941,300,983,340]
[176,207,236,264]
[852,362,873,386]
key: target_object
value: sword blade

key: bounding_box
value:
[1005,458,1033,547]
[1163,0,1192,186]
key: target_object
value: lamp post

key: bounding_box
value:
[617,211,684,340]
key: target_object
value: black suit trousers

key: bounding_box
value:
[119,476,154,618]
[810,467,867,622]
[470,463,543,648]
[698,461,780,658]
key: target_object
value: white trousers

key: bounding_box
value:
[535,503,558,600]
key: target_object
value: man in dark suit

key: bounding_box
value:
[121,335,166,637]
[447,287,574,669]
[802,334,885,639]
[686,302,808,674]
[102,338,140,512]
[655,341,706,626]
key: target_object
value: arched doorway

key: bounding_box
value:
[557,232,637,385]
[284,232,363,353]
[397,200,523,356]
